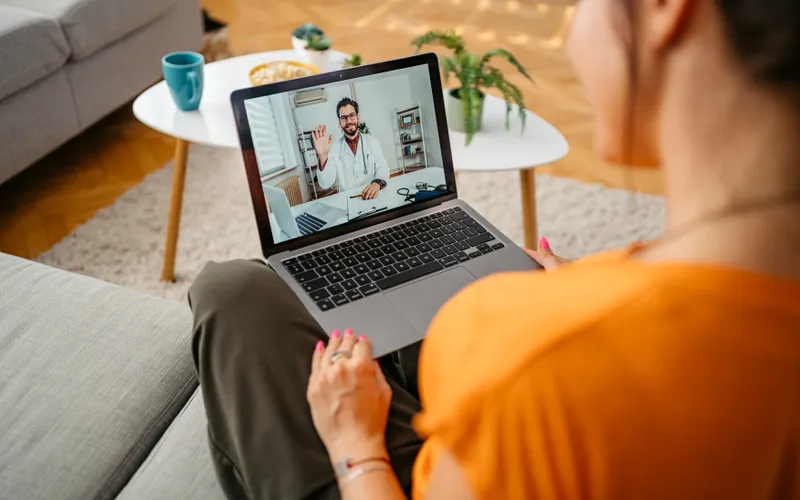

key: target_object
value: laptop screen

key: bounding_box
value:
[240,59,449,247]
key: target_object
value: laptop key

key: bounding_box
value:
[462,227,479,237]
[441,225,456,235]
[328,283,344,295]
[419,253,434,263]
[440,216,454,225]
[286,263,305,275]
[418,233,433,242]
[317,265,332,275]
[310,288,330,301]
[299,253,314,261]
[379,255,395,266]
[430,229,444,238]
[453,207,463,211]
[469,250,482,259]
[355,243,370,253]
[407,236,421,246]
[395,261,411,272]
[429,239,444,249]
[454,241,470,251]
[380,236,394,245]
[417,242,433,253]
[443,245,459,255]
[331,294,349,306]
[407,257,423,268]
[382,243,396,254]
[330,261,345,272]
[354,264,370,275]
[452,231,467,242]
[431,248,446,259]
[302,260,319,270]
[328,251,344,261]
[405,228,419,236]
[453,221,467,230]
[330,243,342,251]
[375,261,444,291]
[343,257,359,267]
[359,284,380,296]
[294,270,319,283]
[316,299,335,311]
[450,211,469,221]
[367,239,381,248]
[416,222,430,232]
[394,240,409,250]
[341,268,357,279]
[345,290,364,301]
[367,270,385,281]
[368,249,384,259]
[440,256,458,268]
[367,233,380,240]
[466,233,494,248]
[382,265,398,276]
[342,279,358,291]
[456,252,471,263]
[282,258,298,266]
[355,236,367,243]
[342,247,357,257]
[440,235,456,245]
[404,247,421,258]
[392,233,406,243]
[366,259,383,270]
[356,253,371,263]
[303,277,329,292]
[312,249,327,257]
[355,275,372,286]
[443,208,455,215]
[492,243,506,250]
[327,272,343,283]
[480,246,494,254]
[315,256,331,265]
[391,251,408,262]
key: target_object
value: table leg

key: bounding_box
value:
[519,168,538,249]
[161,139,190,282]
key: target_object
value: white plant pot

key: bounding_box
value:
[291,36,307,56]
[302,49,330,70]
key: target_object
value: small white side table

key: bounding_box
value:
[133,50,347,281]
[448,94,569,248]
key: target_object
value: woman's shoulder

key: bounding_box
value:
[417,252,658,416]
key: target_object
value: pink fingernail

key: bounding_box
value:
[315,341,324,352]
[344,328,354,337]
[539,237,550,250]
[359,335,367,341]
[331,330,341,338]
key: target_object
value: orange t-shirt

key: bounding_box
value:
[412,250,800,499]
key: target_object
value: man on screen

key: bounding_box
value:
[312,98,390,200]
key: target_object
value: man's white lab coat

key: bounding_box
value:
[317,133,390,191]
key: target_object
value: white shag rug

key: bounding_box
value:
[37,145,665,302]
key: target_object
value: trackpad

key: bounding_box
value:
[385,267,476,333]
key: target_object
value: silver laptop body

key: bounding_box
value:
[232,54,540,357]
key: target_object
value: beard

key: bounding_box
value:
[343,122,359,137]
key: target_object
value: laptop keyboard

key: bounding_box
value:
[296,212,326,236]
[281,207,505,311]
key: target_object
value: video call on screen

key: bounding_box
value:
[245,64,447,244]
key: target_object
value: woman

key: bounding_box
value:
[189,0,800,497]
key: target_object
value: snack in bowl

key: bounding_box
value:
[249,61,319,86]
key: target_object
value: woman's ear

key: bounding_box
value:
[645,0,695,51]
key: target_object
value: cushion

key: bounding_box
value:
[0,0,186,61]
[0,5,70,102]
[0,253,198,500]
[117,389,225,500]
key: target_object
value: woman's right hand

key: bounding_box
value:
[525,237,571,271]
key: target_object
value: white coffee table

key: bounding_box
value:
[134,50,567,281]
[133,50,348,281]
[449,95,569,249]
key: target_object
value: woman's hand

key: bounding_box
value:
[525,236,572,271]
[307,329,392,463]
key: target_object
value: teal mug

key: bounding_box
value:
[162,52,204,111]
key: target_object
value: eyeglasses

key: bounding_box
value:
[339,112,358,123]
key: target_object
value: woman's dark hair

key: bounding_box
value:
[336,97,359,118]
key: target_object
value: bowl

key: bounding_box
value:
[249,60,319,86]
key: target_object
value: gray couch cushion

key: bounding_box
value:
[0,0,186,61]
[0,253,197,500]
[0,4,70,102]
[118,389,225,500]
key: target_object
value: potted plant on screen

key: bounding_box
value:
[411,30,532,145]
[291,23,332,69]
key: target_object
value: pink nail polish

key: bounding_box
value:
[315,341,324,352]
[359,335,367,341]
[539,237,550,250]
[344,328,354,337]
[331,330,341,338]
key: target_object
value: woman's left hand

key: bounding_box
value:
[307,329,393,462]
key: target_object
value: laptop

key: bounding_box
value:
[263,184,346,238]
[232,53,541,357]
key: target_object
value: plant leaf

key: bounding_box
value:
[411,30,465,54]
[480,48,532,82]
[440,57,456,84]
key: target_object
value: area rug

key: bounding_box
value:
[37,145,665,302]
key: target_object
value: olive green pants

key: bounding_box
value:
[189,259,424,499]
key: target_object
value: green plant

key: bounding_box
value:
[305,34,332,52]
[412,30,532,144]
[358,122,370,134]
[344,53,363,68]
[292,23,324,40]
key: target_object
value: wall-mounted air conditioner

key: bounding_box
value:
[294,89,327,107]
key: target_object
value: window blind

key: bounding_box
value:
[245,98,287,177]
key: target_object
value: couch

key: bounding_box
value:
[0,0,203,185]
[0,252,224,499]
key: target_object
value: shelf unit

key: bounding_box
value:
[296,131,337,199]
[394,104,428,175]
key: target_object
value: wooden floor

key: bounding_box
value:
[0,0,663,260]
